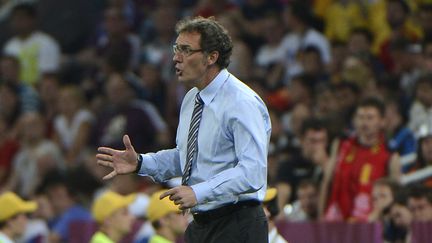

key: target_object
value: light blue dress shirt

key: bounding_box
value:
[138,69,271,212]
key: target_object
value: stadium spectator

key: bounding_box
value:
[285,180,319,222]
[0,55,40,112]
[4,112,64,198]
[90,190,135,243]
[0,191,37,243]
[3,3,60,86]
[407,185,432,222]
[322,97,400,222]
[53,85,94,166]
[276,118,329,211]
[146,190,188,243]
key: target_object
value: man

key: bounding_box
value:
[276,118,329,211]
[407,185,432,222]
[38,169,93,243]
[322,97,400,221]
[97,16,271,242]
[146,190,188,243]
[90,191,135,243]
[0,191,37,243]
[3,3,60,86]
[286,180,319,222]
[263,188,288,243]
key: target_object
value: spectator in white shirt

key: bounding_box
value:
[3,3,60,86]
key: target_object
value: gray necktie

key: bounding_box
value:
[182,93,204,185]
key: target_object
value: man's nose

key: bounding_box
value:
[173,52,182,62]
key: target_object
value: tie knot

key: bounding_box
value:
[195,93,204,105]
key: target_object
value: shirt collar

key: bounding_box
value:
[199,69,230,105]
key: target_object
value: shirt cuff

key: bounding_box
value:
[137,154,158,177]
[191,181,213,205]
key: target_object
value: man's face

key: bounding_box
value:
[390,204,412,227]
[0,58,19,82]
[386,2,406,29]
[419,9,432,33]
[372,184,393,211]
[354,107,383,138]
[173,31,208,85]
[165,212,189,236]
[421,137,432,164]
[416,82,432,107]
[110,207,134,235]
[11,11,34,36]
[301,129,328,159]
[7,213,28,237]
[408,197,432,222]
[298,185,318,218]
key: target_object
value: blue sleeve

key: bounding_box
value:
[138,148,182,182]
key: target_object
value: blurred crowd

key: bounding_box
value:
[0,0,432,242]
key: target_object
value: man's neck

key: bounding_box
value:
[358,134,380,147]
[156,228,176,242]
[196,66,221,90]
[18,30,34,40]
[101,227,123,242]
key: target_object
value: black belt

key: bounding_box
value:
[192,200,261,224]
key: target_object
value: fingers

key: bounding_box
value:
[96,153,113,162]
[160,188,176,199]
[123,135,134,151]
[97,160,114,168]
[102,170,118,180]
[98,147,117,155]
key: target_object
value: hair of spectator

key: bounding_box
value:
[300,117,328,137]
[175,16,233,69]
[151,220,162,230]
[407,184,432,203]
[388,0,411,14]
[415,73,432,90]
[373,178,401,198]
[11,3,37,18]
[286,1,314,26]
[302,45,322,59]
[356,97,386,117]
[298,179,318,191]
[291,73,317,95]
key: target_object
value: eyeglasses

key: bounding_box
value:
[173,44,203,56]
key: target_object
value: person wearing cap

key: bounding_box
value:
[90,191,135,243]
[263,188,288,243]
[146,190,188,243]
[0,191,37,243]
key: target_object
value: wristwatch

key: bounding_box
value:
[134,153,143,173]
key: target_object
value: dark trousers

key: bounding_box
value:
[185,204,268,243]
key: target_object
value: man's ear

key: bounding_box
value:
[207,51,219,65]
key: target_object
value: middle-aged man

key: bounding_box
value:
[96,16,271,243]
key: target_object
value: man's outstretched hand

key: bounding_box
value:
[96,135,139,180]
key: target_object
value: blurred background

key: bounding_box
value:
[0,0,432,242]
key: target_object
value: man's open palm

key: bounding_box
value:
[96,135,138,180]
